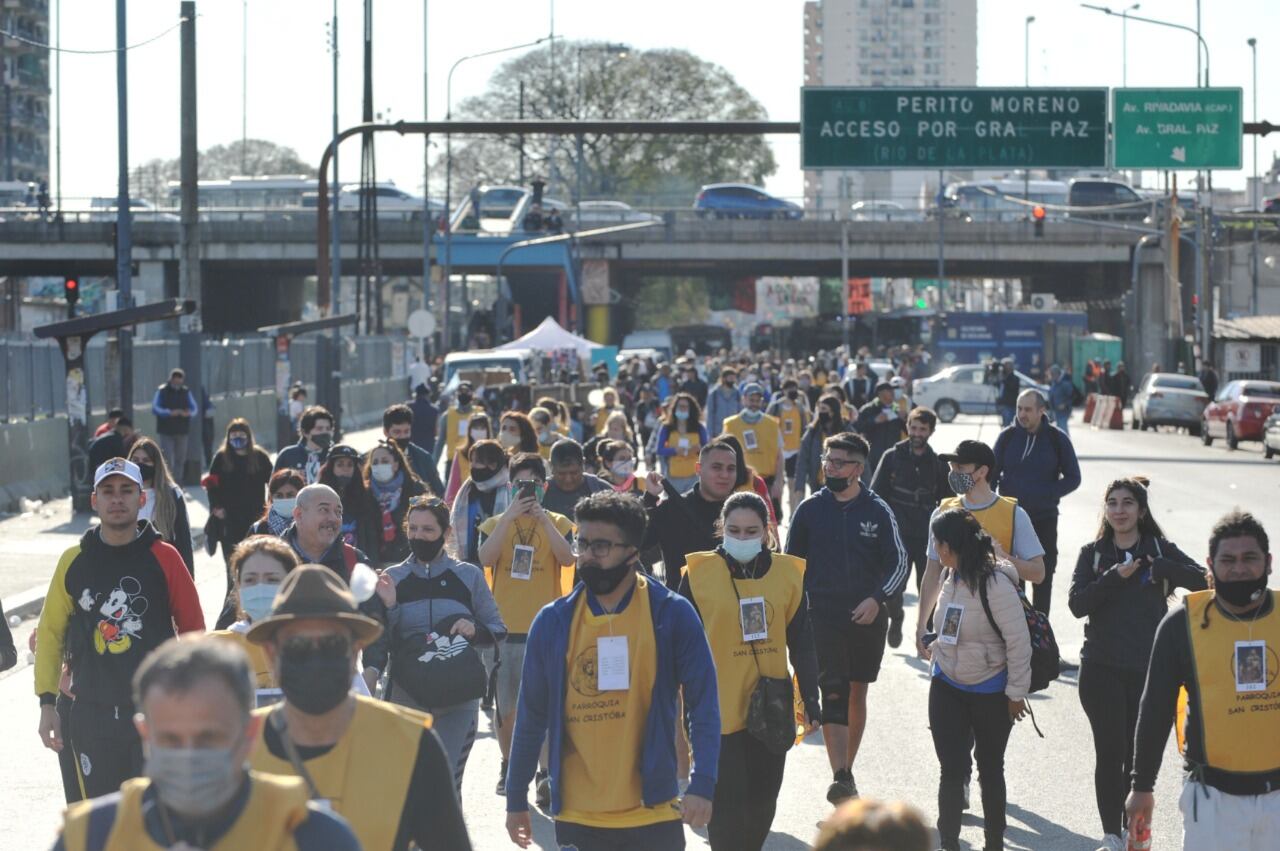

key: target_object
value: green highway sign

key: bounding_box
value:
[801,87,1108,169]
[1113,88,1243,169]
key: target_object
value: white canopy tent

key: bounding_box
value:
[496,317,602,358]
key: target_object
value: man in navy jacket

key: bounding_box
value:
[991,389,1081,625]
[786,431,907,806]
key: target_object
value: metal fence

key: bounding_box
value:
[0,333,401,423]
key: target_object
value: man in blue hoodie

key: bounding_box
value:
[991,389,1081,626]
[506,491,719,850]
[785,432,908,805]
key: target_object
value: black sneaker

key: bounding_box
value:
[826,770,857,804]
[887,617,904,649]
[496,759,508,795]
[1059,657,1080,673]
[535,770,551,809]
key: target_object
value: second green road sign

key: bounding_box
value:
[801,87,1108,169]
[1113,88,1243,169]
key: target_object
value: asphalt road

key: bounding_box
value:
[2,415,1276,850]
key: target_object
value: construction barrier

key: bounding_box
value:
[1088,394,1124,430]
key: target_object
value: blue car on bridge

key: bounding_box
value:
[694,183,803,220]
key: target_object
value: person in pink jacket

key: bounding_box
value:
[922,508,1033,851]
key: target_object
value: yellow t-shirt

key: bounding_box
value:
[559,575,680,828]
[209,628,274,688]
[664,427,702,479]
[478,511,575,634]
[685,552,805,734]
[443,406,472,459]
[777,404,805,454]
[722,412,782,477]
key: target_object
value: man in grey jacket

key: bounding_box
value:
[704,367,742,437]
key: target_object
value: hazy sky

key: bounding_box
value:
[45,0,1278,203]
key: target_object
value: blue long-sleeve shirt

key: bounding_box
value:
[505,577,720,815]
[704,386,742,437]
[151,388,196,418]
[991,415,1082,519]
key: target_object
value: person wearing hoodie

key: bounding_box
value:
[705,367,743,438]
[785,432,908,806]
[273,406,336,484]
[35,458,206,799]
[991,389,1082,626]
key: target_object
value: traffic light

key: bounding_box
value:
[1032,205,1046,238]
[64,277,79,306]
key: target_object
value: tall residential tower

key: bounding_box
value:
[0,0,50,186]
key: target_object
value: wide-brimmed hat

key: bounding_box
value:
[246,564,383,646]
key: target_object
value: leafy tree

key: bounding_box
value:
[447,42,777,205]
[131,139,317,203]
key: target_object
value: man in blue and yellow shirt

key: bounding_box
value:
[506,491,721,850]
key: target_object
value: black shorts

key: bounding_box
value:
[811,606,889,687]
[784,454,798,479]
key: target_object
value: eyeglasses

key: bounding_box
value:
[408,495,446,509]
[573,536,629,558]
[821,455,864,471]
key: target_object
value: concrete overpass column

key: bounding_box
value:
[582,259,612,344]
[135,261,169,338]
[1130,260,1171,375]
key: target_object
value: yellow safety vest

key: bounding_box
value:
[1182,590,1280,774]
[250,695,430,851]
[939,494,1017,554]
[777,405,805,453]
[59,773,311,851]
[478,511,576,634]
[685,551,805,734]
[443,406,471,459]
[665,427,701,479]
[723,413,782,477]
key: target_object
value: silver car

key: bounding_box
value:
[911,364,1048,423]
[1131,373,1209,434]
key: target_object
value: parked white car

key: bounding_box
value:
[1131,373,1209,434]
[911,364,1049,423]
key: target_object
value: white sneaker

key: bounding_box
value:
[1096,834,1124,851]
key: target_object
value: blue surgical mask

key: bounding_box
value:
[675,409,690,421]
[741,409,763,424]
[229,435,249,450]
[722,535,763,564]
[238,583,279,623]
[271,498,296,518]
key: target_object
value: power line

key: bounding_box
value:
[0,16,190,55]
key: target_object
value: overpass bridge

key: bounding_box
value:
[0,213,1142,332]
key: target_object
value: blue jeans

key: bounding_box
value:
[997,405,1015,427]
[1054,408,1071,437]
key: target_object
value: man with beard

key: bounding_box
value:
[721,383,784,518]
[381,404,445,497]
[855,382,908,486]
[870,407,952,648]
[642,440,740,589]
[505,491,719,850]
[249,565,471,851]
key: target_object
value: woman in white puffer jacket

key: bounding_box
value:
[924,508,1033,851]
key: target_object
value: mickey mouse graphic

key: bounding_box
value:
[84,576,149,655]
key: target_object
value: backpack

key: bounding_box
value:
[977,571,1060,694]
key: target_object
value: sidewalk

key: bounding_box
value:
[1,425,386,621]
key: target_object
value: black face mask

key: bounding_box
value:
[457,393,473,406]
[410,536,445,564]
[826,475,851,493]
[310,433,333,451]
[333,474,353,490]
[393,437,410,450]
[786,388,798,400]
[136,462,157,484]
[578,558,633,596]
[1212,571,1270,608]
[818,411,831,423]
[471,466,498,483]
[278,643,352,715]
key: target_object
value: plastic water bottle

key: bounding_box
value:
[1128,816,1152,851]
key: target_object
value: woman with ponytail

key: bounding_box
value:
[1068,477,1206,851]
[923,508,1032,851]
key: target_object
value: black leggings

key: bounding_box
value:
[1028,513,1058,618]
[708,730,787,851]
[1078,659,1145,836]
[929,677,1013,851]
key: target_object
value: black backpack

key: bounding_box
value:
[977,571,1061,694]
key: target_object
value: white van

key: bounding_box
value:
[443,349,537,386]
[620,330,674,362]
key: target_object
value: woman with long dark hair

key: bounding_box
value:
[655,392,708,494]
[924,508,1032,851]
[497,411,539,456]
[318,444,381,558]
[205,418,272,575]
[128,436,194,575]
[795,394,846,500]
[1068,478,1206,851]
[677,492,819,850]
[363,440,428,566]
[445,411,492,505]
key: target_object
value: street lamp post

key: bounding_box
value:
[1081,5,1209,87]
[443,36,553,351]
[574,43,629,232]
[1121,3,1139,86]
[1249,38,1258,209]
[1024,16,1034,206]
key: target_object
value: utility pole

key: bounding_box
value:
[328,1,340,325]
[421,0,431,354]
[178,2,201,330]
[840,220,850,352]
[115,0,134,414]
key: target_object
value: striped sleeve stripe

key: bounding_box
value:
[871,493,910,598]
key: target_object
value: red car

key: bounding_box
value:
[1201,380,1280,449]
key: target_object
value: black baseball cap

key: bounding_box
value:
[938,439,995,472]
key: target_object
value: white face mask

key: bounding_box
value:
[722,534,763,564]
[610,459,636,478]
[271,497,296,518]
[138,488,156,522]
[499,431,521,449]
[470,428,488,441]
[371,463,396,484]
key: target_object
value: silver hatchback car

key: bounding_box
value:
[1131,373,1209,434]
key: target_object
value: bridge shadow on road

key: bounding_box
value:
[1077,454,1275,466]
